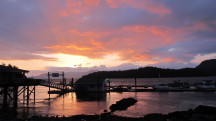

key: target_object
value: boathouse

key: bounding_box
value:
[0,65,28,83]
[74,78,109,92]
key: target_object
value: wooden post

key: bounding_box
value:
[97,77,100,92]
[71,78,74,87]
[23,86,25,104]
[27,86,29,105]
[135,77,137,91]
[71,78,74,90]
[3,87,8,106]
[108,80,111,92]
[33,86,36,104]
[62,72,65,90]
[97,77,99,101]
[48,72,50,99]
[13,86,18,107]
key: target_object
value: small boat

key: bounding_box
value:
[112,85,134,92]
[153,81,190,91]
[196,80,216,90]
[153,84,170,90]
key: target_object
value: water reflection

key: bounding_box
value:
[1,85,216,118]
[76,92,107,101]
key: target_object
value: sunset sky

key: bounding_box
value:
[1,0,216,75]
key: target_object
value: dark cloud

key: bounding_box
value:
[193,30,216,39]
[0,0,58,61]
[161,0,216,26]
[150,39,216,62]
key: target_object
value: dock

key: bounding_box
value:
[0,66,74,107]
[107,85,216,92]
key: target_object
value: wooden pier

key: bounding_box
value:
[44,72,75,95]
[40,82,65,90]
[0,65,41,107]
[0,66,75,108]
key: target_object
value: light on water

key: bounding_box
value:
[13,91,216,118]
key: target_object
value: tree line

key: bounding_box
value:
[81,66,215,79]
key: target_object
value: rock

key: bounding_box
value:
[143,113,167,121]
[109,98,137,112]
[194,105,216,115]
[168,111,191,121]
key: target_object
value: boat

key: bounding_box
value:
[196,80,216,90]
[112,85,135,92]
[153,80,190,91]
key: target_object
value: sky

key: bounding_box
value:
[1,0,216,75]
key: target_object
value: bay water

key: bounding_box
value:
[1,76,216,118]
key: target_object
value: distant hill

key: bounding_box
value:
[79,59,216,79]
[32,70,97,80]
[34,59,216,81]
[196,59,216,70]
[196,59,216,75]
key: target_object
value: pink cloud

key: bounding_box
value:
[106,0,118,8]
[85,0,100,6]
[106,0,172,15]
[121,25,183,46]
[41,0,171,18]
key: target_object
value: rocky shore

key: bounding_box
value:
[1,105,216,121]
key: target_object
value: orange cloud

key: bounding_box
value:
[65,45,92,51]
[85,0,100,6]
[69,30,103,38]
[162,57,178,63]
[44,23,191,61]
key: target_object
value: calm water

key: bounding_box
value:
[1,77,216,118]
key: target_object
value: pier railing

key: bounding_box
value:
[40,82,65,90]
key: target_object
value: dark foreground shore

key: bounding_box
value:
[2,105,216,121]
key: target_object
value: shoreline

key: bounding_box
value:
[1,105,216,121]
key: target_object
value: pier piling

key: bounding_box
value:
[3,87,8,106]
[27,86,29,105]
[13,86,18,107]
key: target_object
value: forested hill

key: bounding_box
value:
[81,59,216,79]
[196,59,216,69]
[195,59,216,75]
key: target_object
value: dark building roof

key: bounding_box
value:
[0,65,29,73]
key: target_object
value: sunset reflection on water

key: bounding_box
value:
[2,83,214,118]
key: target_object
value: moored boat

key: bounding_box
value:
[153,80,190,91]
[112,85,135,92]
[196,80,216,90]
